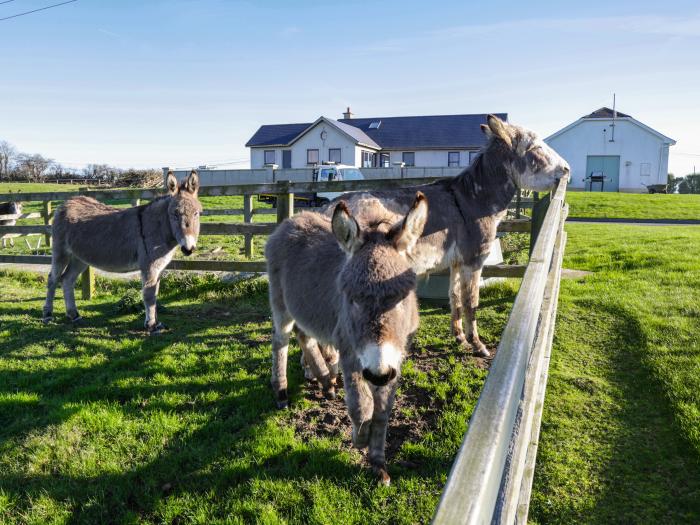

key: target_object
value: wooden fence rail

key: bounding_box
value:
[432,177,568,525]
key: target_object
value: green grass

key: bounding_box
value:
[0,270,520,524]
[567,191,700,220]
[529,223,700,524]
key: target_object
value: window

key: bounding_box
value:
[379,153,390,167]
[402,152,415,167]
[362,150,376,168]
[264,150,275,165]
[328,148,341,164]
[469,151,479,164]
[640,162,651,177]
[448,151,460,167]
[307,149,319,165]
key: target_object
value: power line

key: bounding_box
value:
[0,1,21,6]
[0,0,77,22]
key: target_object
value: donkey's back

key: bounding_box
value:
[266,211,344,344]
[54,196,143,272]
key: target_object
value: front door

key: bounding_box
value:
[585,155,620,192]
[282,150,292,169]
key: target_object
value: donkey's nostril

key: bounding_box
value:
[362,367,397,386]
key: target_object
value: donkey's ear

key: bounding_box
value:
[394,191,428,254]
[486,114,512,148]
[185,170,199,196]
[166,171,178,195]
[332,201,361,254]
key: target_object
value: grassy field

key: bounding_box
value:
[567,191,700,220]
[0,269,522,524]
[530,223,700,523]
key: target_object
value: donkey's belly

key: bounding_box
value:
[67,243,140,273]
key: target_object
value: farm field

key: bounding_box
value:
[530,223,700,523]
[0,269,520,524]
[566,191,700,220]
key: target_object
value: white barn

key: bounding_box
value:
[246,109,507,170]
[545,108,676,192]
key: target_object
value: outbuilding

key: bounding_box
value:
[545,107,676,192]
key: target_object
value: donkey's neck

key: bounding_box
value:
[450,152,517,218]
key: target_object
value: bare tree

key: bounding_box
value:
[0,140,17,180]
[15,153,54,181]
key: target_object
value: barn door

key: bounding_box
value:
[586,155,620,192]
[282,150,292,169]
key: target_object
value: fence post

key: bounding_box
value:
[81,267,95,300]
[529,191,551,256]
[515,191,522,220]
[43,201,52,247]
[243,194,255,258]
[276,182,294,224]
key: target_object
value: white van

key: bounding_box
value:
[314,164,365,205]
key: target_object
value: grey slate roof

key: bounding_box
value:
[583,107,631,119]
[245,113,507,149]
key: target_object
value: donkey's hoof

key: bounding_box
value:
[147,322,167,335]
[372,464,391,486]
[69,315,84,325]
[276,389,289,410]
[323,386,336,401]
[473,345,491,358]
[42,315,53,324]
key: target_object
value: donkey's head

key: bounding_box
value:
[333,192,428,387]
[165,170,203,256]
[481,115,569,192]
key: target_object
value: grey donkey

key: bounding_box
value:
[266,192,428,485]
[324,115,570,358]
[0,201,23,248]
[42,170,202,332]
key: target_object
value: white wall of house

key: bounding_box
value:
[251,122,365,169]
[546,118,673,192]
[383,149,477,168]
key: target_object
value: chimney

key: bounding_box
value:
[342,106,353,120]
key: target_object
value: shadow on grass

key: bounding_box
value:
[532,300,700,524]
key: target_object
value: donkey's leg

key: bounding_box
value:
[271,312,294,409]
[342,354,374,449]
[368,382,397,486]
[449,264,467,345]
[43,248,69,322]
[461,266,490,358]
[297,330,335,399]
[141,270,163,333]
[61,258,88,322]
[320,344,340,383]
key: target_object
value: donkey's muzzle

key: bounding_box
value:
[362,367,397,387]
[180,245,195,256]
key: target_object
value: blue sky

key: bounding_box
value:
[1,0,699,175]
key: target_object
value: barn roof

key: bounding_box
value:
[246,113,507,149]
[583,107,632,119]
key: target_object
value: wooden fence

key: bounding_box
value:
[0,178,534,301]
[432,177,568,524]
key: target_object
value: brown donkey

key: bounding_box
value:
[266,192,428,484]
[42,170,202,332]
[325,115,570,358]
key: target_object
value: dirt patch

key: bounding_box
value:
[289,344,497,465]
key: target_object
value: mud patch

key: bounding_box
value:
[289,344,496,465]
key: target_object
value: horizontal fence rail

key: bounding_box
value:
[432,177,568,525]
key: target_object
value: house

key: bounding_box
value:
[545,107,676,192]
[245,109,507,169]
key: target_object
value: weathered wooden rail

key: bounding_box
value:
[432,177,568,525]
[0,177,533,300]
